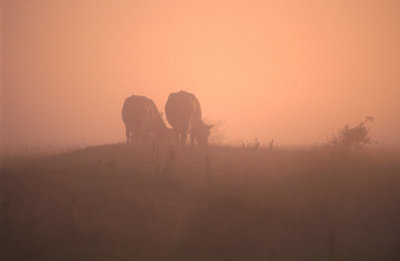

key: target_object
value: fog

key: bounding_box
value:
[1,0,400,150]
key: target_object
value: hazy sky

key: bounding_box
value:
[1,0,400,148]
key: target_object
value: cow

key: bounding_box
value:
[165,91,213,146]
[122,95,172,143]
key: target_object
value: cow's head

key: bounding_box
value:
[192,123,213,146]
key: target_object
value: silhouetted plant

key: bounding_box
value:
[268,138,274,151]
[328,116,374,149]
[253,138,260,151]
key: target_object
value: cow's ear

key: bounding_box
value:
[207,124,214,130]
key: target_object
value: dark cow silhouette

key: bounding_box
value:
[165,91,213,146]
[122,95,171,143]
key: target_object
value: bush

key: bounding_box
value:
[328,116,374,149]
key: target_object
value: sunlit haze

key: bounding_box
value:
[1,0,400,149]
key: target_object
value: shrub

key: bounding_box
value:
[328,116,374,149]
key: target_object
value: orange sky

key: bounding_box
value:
[1,0,400,148]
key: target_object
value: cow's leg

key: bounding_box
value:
[126,126,131,143]
[190,133,195,146]
[173,130,180,144]
[132,132,140,143]
[142,128,150,141]
[181,130,188,145]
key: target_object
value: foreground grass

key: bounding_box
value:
[1,143,400,261]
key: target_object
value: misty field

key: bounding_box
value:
[1,143,399,261]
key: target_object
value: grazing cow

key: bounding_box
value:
[122,95,171,143]
[165,91,213,146]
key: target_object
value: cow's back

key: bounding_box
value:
[165,91,202,130]
[122,95,158,129]
[122,95,172,143]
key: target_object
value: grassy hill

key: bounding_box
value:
[1,143,400,260]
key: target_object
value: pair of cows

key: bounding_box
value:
[122,91,213,146]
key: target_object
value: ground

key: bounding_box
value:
[1,143,400,260]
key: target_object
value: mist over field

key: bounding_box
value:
[1,0,400,149]
[1,0,400,260]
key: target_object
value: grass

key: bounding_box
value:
[1,143,400,260]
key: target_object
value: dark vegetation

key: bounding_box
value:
[1,142,400,261]
[328,117,375,149]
